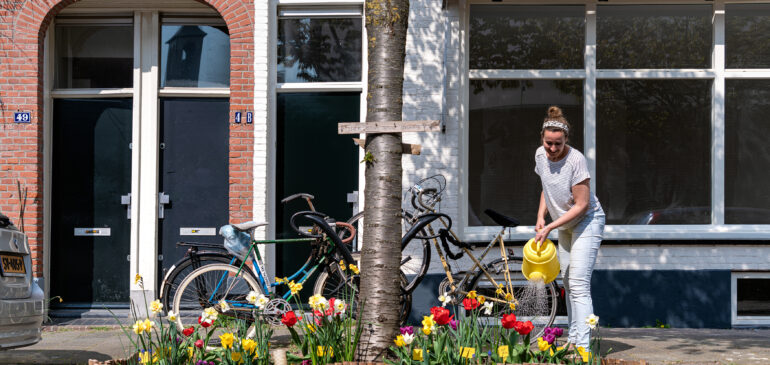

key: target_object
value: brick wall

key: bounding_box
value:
[0,0,255,278]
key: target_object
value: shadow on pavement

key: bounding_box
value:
[0,349,117,364]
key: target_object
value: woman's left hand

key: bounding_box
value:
[535,225,552,245]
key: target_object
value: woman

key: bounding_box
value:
[533,106,605,351]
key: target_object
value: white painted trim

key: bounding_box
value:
[584,3,597,193]
[713,1,726,225]
[469,70,585,79]
[595,70,716,79]
[724,70,770,78]
[42,21,55,302]
[51,89,134,98]
[276,82,363,92]
[160,17,227,25]
[158,88,230,97]
[277,0,364,6]
[731,272,770,327]
[459,0,470,238]
[54,17,133,24]
[265,0,279,279]
[279,7,362,17]
[136,11,161,292]
[60,8,216,15]
[464,224,770,242]
[130,11,143,293]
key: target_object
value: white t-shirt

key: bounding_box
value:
[534,146,603,229]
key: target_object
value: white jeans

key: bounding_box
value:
[558,212,605,348]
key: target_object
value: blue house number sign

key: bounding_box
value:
[14,112,30,123]
[234,112,242,124]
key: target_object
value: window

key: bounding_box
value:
[161,23,230,88]
[55,22,133,88]
[467,2,770,240]
[732,273,770,326]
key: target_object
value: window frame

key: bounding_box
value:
[462,0,770,241]
[731,272,770,327]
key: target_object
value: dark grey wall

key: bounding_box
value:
[407,270,732,328]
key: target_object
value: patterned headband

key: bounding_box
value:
[542,120,569,134]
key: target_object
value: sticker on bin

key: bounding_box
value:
[180,228,216,236]
[0,254,26,277]
[74,228,111,236]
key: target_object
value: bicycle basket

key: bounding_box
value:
[219,225,251,261]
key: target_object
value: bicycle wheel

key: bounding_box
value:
[172,263,263,332]
[468,257,558,341]
[314,266,412,325]
[400,211,432,293]
[160,253,244,312]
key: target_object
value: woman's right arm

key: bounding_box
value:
[535,191,547,232]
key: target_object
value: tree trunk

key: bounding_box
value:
[357,0,410,361]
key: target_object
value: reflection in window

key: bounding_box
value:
[278,18,362,83]
[161,25,230,88]
[597,5,711,69]
[468,80,583,226]
[726,5,770,69]
[725,80,770,224]
[55,24,133,88]
[470,5,584,70]
[596,80,711,225]
[737,278,770,316]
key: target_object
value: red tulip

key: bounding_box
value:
[514,320,534,335]
[462,298,480,311]
[195,339,204,348]
[282,310,298,327]
[501,313,517,329]
[182,327,195,336]
[430,306,452,325]
[198,316,212,328]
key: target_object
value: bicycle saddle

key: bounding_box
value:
[484,209,519,228]
[231,221,269,232]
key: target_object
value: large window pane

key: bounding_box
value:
[725,80,770,224]
[55,24,133,88]
[470,5,584,70]
[161,25,230,88]
[737,278,770,316]
[726,5,770,69]
[278,18,362,83]
[597,80,711,225]
[597,5,711,69]
[469,80,583,226]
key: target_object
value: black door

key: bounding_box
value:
[276,93,360,278]
[158,98,230,282]
[51,98,132,306]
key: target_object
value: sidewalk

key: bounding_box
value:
[2,320,769,364]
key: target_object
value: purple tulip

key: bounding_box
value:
[301,360,312,365]
[543,327,553,336]
[553,327,564,337]
[544,333,556,344]
[449,319,458,330]
[400,326,414,335]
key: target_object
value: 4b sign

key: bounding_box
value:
[14,112,30,123]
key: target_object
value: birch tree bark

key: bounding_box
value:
[357,0,410,361]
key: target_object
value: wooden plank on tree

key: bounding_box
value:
[338,120,440,134]
[352,138,422,155]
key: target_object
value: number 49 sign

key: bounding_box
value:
[14,112,31,123]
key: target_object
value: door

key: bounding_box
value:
[276,92,360,278]
[158,98,230,279]
[50,98,133,305]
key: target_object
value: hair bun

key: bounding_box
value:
[547,106,563,119]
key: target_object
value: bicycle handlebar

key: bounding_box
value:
[335,221,356,245]
[281,193,316,212]
[291,211,356,265]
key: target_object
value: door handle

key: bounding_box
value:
[159,192,170,219]
[121,193,131,219]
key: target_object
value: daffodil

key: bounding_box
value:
[246,291,259,304]
[495,284,504,296]
[288,281,303,295]
[309,294,328,311]
[142,318,154,333]
[477,295,486,304]
[219,299,231,312]
[202,307,218,323]
[504,292,513,301]
[339,260,346,270]
[586,314,600,329]
[134,274,143,285]
[241,338,257,355]
[348,264,360,274]
[167,311,177,322]
[394,335,406,347]
[149,299,163,314]
[412,348,424,361]
[306,323,316,333]
[256,295,269,310]
[132,320,145,335]
[316,346,333,357]
[467,290,477,299]
[219,332,235,349]
[334,299,346,314]
[497,345,509,359]
[139,349,157,364]
[438,293,452,307]
[509,302,516,310]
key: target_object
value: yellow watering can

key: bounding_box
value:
[521,237,560,284]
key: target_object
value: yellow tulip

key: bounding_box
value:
[394,335,406,347]
[412,349,424,361]
[537,337,551,352]
[316,346,333,357]
[460,347,475,359]
[422,326,431,335]
[497,345,509,359]
[577,346,590,362]
[241,338,257,354]
[231,351,245,364]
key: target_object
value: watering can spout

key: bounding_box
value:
[521,237,559,284]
